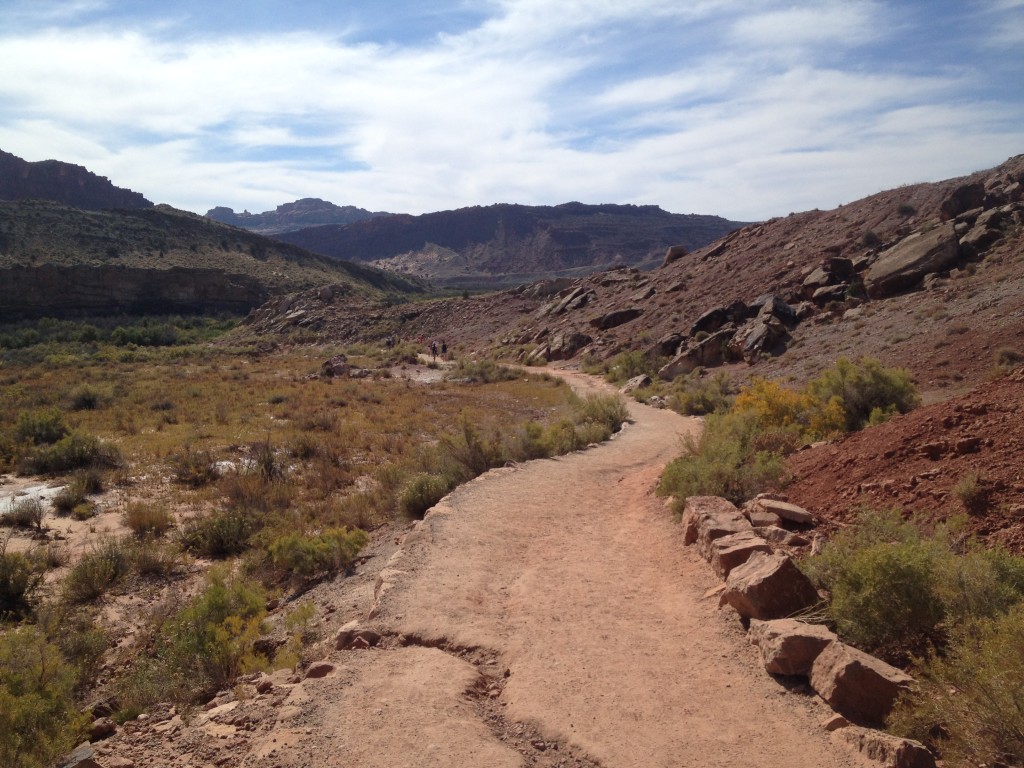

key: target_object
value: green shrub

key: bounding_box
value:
[572,393,630,436]
[36,605,108,692]
[447,358,522,383]
[267,527,369,579]
[166,569,270,693]
[2,497,44,530]
[952,472,991,514]
[809,357,920,431]
[658,411,789,507]
[441,417,505,478]
[17,432,121,475]
[63,538,132,604]
[0,626,88,768]
[14,409,67,446]
[69,387,103,411]
[891,605,1024,765]
[0,538,44,620]
[603,350,657,384]
[399,473,451,518]
[123,502,175,537]
[668,371,736,416]
[934,544,1024,627]
[178,510,255,558]
[52,470,104,516]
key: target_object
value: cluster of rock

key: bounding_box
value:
[682,496,934,768]
[504,268,657,363]
[244,282,356,335]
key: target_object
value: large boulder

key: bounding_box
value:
[720,552,820,620]
[748,619,837,676]
[589,307,643,330]
[751,498,814,525]
[320,354,350,378]
[939,182,985,221]
[836,726,935,768]
[696,513,754,560]
[663,244,688,266]
[707,531,772,578]
[864,224,960,298]
[547,330,592,360]
[810,642,915,727]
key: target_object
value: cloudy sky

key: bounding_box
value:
[1,0,1022,221]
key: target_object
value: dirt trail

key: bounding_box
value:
[245,373,869,768]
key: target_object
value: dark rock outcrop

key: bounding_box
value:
[864,224,960,298]
[0,149,152,210]
[0,264,268,319]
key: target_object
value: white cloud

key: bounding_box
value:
[0,1,1020,221]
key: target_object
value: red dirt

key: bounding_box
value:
[785,367,1024,551]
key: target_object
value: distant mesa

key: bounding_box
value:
[273,202,748,289]
[0,148,152,210]
[205,198,392,235]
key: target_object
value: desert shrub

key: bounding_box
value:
[993,347,1024,376]
[447,358,521,383]
[809,357,920,432]
[123,502,175,538]
[266,527,369,580]
[891,605,1024,766]
[14,408,67,446]
[658,411,789,507]
[17,432,121,474]
[178,510,256,558]
[2,497,44,530]
[129,538,182,578]
[62,538,133,604]
[734,377,846,442]
[668,371,736,416]
[251,439,284,484]
[441,417,505,479]
[604,350,657,384]
[165,569,270,693]
[572,393,630,437]
[0,625,88,768]
[952,472,991,514]
[399,473,452,518]
[170,448,219,488]
[35,605,108,692]
[0,538,45,620]
[69,386,103,411]
[52,470,104,516]
[934,544,1024,627]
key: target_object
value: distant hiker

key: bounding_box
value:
[431,340,438,360]
[441,340,448,359]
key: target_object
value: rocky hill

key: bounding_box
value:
[0,148,153,210]
[246,155,1024,398]
[273,202,746,287]
[205,198,390,235]
[0,200,423,319]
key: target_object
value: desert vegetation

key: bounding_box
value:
[657,356,1024,763]
[0,316,629,767]
[658,356,919,507]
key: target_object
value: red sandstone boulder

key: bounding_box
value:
[811,642,914,727]
[708,531,772,579]
[748,619,836,676]
[836,726,935,768]
[720,552,819,620]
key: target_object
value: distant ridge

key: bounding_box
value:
[275,202,747,288]
[0,148,152,210]
[206,198,391,235]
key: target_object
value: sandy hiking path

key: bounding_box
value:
[244,372,869,768]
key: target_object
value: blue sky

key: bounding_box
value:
[0,1,1022,220]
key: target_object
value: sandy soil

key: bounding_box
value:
[229,372,869,768]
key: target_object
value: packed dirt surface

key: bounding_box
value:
[89,372,872,768]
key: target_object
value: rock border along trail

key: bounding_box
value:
[247,372,870,768]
